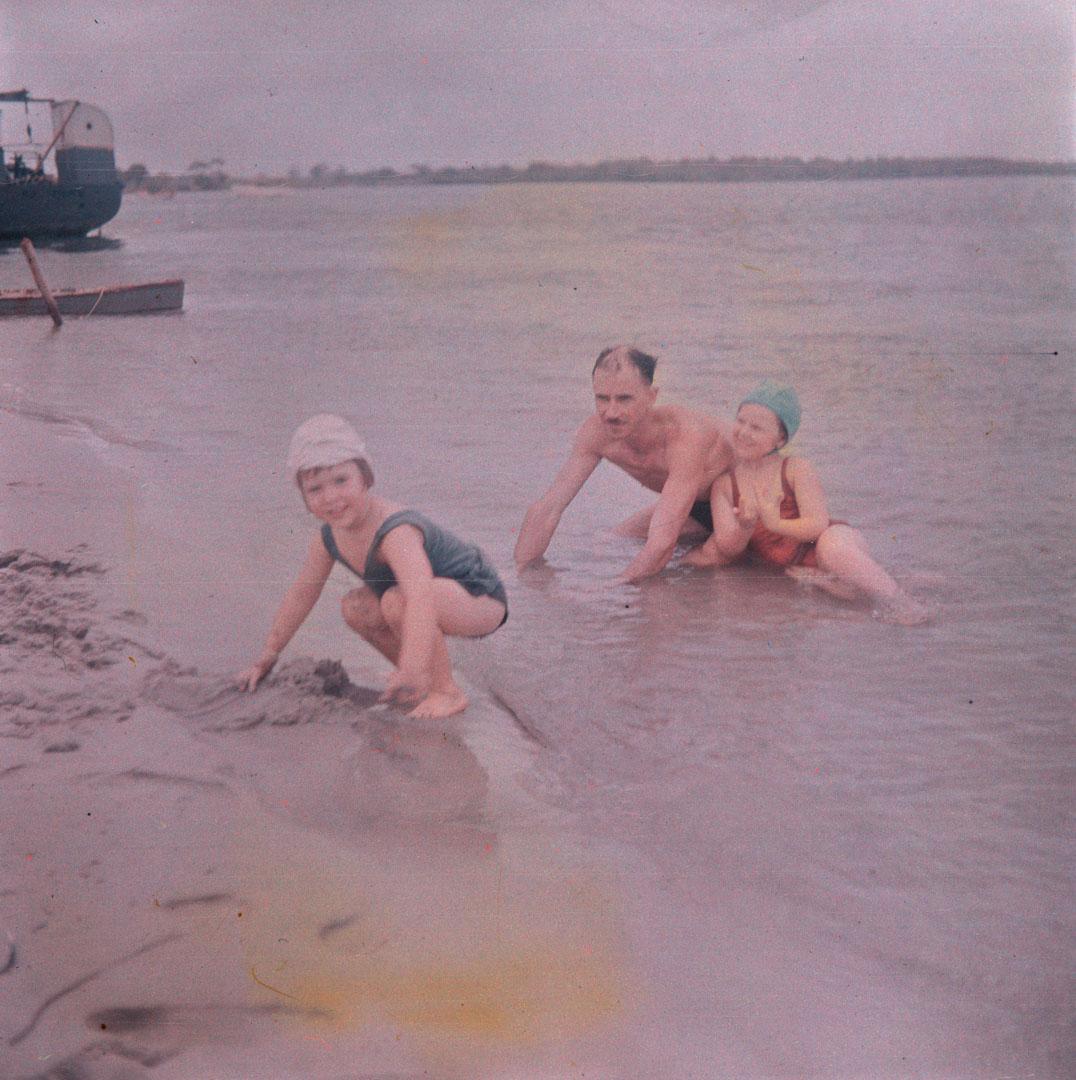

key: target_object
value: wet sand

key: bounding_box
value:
[0,550,635,1079]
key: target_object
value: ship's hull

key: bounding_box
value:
[0,178,124,240]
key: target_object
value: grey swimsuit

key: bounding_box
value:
[321,510,508,621]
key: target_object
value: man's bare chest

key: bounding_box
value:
[605,443,669,488]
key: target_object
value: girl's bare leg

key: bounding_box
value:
[813,525,900,598]
[341,587,400,662]
[812,525,930,624]
[380,580,505,719]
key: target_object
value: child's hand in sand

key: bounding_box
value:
[380,668,429,707]
[236,652,278,693]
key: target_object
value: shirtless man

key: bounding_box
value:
[514,345,734,584]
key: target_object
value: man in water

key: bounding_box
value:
[514,345,734,583]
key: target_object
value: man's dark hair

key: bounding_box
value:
[592,345,657,385]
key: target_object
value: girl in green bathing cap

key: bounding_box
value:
[683,382,929,624]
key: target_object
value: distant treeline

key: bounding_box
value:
[120,155,1075,192]
[120,160,229,193]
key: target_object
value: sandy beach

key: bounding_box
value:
[1,548,637,1079]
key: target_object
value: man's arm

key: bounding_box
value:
[682,475,752,567]
[617,434,707,584]
[514,425,601,569]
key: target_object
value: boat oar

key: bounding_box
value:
[19,238,63,326]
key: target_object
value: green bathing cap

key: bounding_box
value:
[740,380,801,442]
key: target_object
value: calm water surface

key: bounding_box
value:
[2,177,1073,1076]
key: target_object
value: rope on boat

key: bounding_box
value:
[84,288,107,317]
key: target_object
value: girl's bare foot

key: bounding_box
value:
[874,593,933,626]
[408,687,468,719]
[379,681,422,707]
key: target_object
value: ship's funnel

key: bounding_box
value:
[51,101,115,151]
[51,101,118,185]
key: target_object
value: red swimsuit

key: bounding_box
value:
[730,457,834,569]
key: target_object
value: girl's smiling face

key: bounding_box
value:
[299,460,368,526]
[732,403,786,461]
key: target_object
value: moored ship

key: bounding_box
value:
[0,90,124,240]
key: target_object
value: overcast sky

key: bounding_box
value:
[1,1,1071,174]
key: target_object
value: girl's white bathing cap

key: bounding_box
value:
[286,414,371,482]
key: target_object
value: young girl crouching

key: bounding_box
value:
[237,415,508,718]
[682,382,929,624]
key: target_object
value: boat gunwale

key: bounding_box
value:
[0,278,184,300]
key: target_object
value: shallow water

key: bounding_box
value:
[2,176,1074,1076]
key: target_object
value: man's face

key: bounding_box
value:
[592,364,656,438]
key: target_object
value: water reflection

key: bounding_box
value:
[220,708,633,1072]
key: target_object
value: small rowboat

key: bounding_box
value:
[0,278,183,317]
